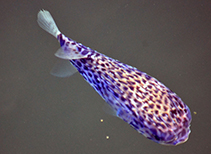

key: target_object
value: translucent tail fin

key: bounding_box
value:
[37,10,60,38]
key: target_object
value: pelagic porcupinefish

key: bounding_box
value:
[37,10,191,145]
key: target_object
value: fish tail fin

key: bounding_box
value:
[37,10,60,38]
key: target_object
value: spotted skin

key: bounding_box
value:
[37,10,192,146]
[57,34,192,145]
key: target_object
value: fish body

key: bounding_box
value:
[37,10,191,145]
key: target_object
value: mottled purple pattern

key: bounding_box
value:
[60,34,191,145]
[57,34,65,46]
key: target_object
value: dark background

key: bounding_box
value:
[0,0,210,154]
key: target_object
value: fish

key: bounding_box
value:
[37,10,192,145]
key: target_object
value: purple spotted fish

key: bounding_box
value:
[37,10,191,145]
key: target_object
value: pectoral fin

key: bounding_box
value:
[50,59,78,77]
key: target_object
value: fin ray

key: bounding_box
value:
[37,10,60,38]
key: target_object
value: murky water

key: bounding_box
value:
[0,1,210,154]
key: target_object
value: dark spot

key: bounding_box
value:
[156,116,163,122]
[173,96,178,101]
[129,86,134,91]
[95,53,100,57]
[101,58,105,62]
[142,79,146,83]
[136,93,141,99]
[178,109,184,116]
[101,64,105,67]
[117,71,122,76]
[71,42,76,45]
[149,104,154,109]
[144,101,148,104]
[126,104,132,110]
[176,117,181,123]
[101,68,106,71]
[94,75,100,83]
[173,123,178,127]
[77,47,82,52]
[183,118,189,127]
[157,100,162,104]
[66,41,70,46]
[88,50,95,57]
[130,122,139,129]
[80,59,86,64]
[120,69,124,72]
[148,114,153,119]
[170,109,177,118]
[104,73,109,78]
[60,37,65,46]
[119,80,127,84]
[164,98,168,105]
[105,63,109,66]
[145,74,151,80]
[134,98,139,103]
[167,117,172,123]
[153,94,158,98]
[84,66,88,70]
[132,112,138,118]
[128,81,135,85]
[139,116,144,122]
[135,79,141,83]
[77,61,82,67]
[149,96,153,101]
[86,58,93,63]
[143,106,148,111]
[88,73,92,77]
[126,69,131,73]
[128,75,134,79]
[144,92,148,96]
[148,85,152,89]
[121,96,126,102]
[163,106,168,111]
[155,110,159,115]
[123,86,128,91]
[111,85,115,89]
[165,123,171,128]
[113,92,119,98]
[106,86,112,92]
[136,72,142,76]
[147,121,152,125]
[156,123,166,129]
[81,50,89,55]
[128,92,133,97]
[179,101,184,108]
[156,105,161,109]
